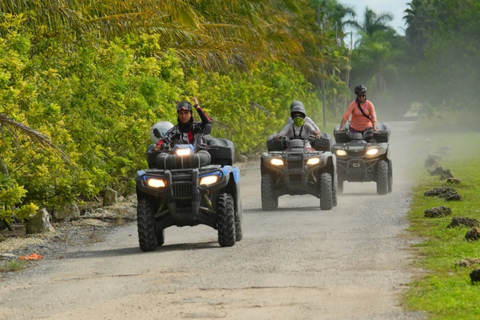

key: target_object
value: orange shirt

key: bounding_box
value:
[342,100,376,131]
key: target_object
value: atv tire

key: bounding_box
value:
[157,229,165,246]
[261,173,277,211]
[235,199,243,242]
[137,198,158,252]
[337,179,344,194]
[217,193,236,247]
[332,178,338,207]
[320,172,333,210]
[388,162,393,193]
[376,160,389,195]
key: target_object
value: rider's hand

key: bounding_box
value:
[315,133,322,139]
[192,96,199,108]
[275,134,281,140]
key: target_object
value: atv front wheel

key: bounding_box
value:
[376,160,389,195]
[320,172,333,210]
[137,198,158,252]
[217,193,236,247]
[261,173,277,211]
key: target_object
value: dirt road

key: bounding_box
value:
[0,121,425,320]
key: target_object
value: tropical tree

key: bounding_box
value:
[403,0,440,58]
[349,7,394,38]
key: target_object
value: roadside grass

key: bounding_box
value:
[0,259,28,273]
[404,131,480,320]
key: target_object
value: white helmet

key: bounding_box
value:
[149,121,174,144]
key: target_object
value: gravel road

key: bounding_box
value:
[0,121,426,320]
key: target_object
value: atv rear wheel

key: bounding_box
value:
[388,162,393,193]
[217,193,236,247]
[157,229,165,246]
[320,172,333,210]
[376,160,389,195]
[235,199,243,242]
[137,198,158,252]
[337,179,344,194]
[261,173,277,211]
[332,177,338,207]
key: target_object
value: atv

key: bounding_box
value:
[260,133,337,211]
[135,124,243,252]
[331,122,392,195]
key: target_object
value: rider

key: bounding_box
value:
[287,101,321,133]
[339,85,378,137]
[155,96,211,150]
[276,103,320,150]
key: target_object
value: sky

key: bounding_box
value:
[339,0,409,35]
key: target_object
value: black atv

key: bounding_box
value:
[331,122,392,195]
[135,124,243,252]
[260,133,337,211]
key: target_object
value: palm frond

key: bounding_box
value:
[0,115,70,162]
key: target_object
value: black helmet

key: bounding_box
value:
[176,101,193,112]
[289,100,304,110]
[354,85,367,94]
[290,104,306,119]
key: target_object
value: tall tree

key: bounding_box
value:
[403,0,439,57]
[349,7,394,36]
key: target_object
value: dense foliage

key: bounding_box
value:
[0,13,323,221]
[404,0,480,114]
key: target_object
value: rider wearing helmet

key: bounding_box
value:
[276,102,320,150]
[155,96,211,150]
[339,85,377,135]
[287,101,320,132]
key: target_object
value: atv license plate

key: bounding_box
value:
[352,162,361,168]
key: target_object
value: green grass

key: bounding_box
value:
[0,259,28,273]
[403,131,480,319]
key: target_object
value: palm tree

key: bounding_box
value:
[0,0,309,72]
[404,0,439,57]
[351,30,402,94]
[350,7,394,36]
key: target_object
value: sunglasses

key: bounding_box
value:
[357,94,366,97]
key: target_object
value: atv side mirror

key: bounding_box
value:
[153,128,162,139]
[203,124,212,135]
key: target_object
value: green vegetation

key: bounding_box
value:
[404,131,480,320]
[0,259,28,273]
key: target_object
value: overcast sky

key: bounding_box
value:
[339,0,409,35]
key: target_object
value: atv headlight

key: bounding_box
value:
[306,157,321,165]
[176,148,192,156]
[147,178,166,188]
[270,158,284,166]
[336,150,347,156]
[366,148,379,156]
[200,175,218,186]
[174,144,194,156]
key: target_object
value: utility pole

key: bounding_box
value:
[344,32,353,110]
[316,4,327,127]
